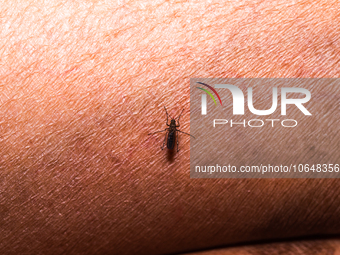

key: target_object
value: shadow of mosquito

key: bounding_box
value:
[167,147,175,162]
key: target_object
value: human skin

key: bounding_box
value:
[0,0,340,255]
[183,239,340,255]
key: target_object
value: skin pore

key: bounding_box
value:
[0,0,340,254]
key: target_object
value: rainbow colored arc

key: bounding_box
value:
[196,82,223,106]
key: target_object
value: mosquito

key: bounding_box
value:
[148,106,195,152]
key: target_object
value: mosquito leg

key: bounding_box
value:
[148,129,167,135]
[164,106,170,126]
[161,131,167,150]
[176,108,184,127]
[177,129,195,139]
[177,132,179,152]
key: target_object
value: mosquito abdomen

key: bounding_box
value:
[167,131,175,150]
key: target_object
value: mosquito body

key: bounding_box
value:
[166,119,177,150]
[148,107,195,152]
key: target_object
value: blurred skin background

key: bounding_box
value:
[0,0,340,254]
